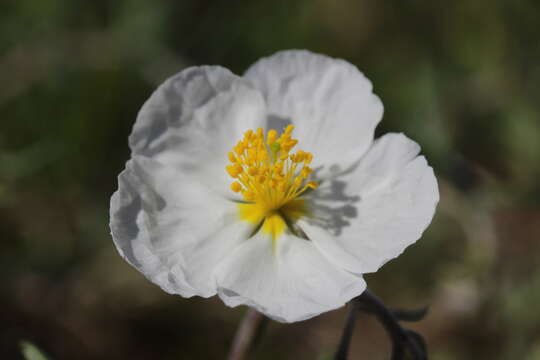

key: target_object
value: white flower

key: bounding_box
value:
[110,50,439,323]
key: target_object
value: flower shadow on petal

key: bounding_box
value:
[112,162,168,268]
[266,113,291,132]
[304,163,361,237]
[129,68,229,158]
[112,194,145,267]
[264,113,362,237]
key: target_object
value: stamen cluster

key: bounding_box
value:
[226,125,317,209]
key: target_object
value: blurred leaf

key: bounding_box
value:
[20,341,50,360]
[316,352,334,360]
[0,140,62,182]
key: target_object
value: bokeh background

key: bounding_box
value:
[2,0,540,359]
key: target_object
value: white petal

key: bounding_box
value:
[244,50,383,171]
[110,156,249,297]
[130,66,267,195]
[301,133,439,274]
[180,219,253,297]
[214,232,366,323]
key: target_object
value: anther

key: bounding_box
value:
[226,126,317,206]
[267,129,277,144]
[231,182,242,192]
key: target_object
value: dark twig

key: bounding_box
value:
[227,308,265,360]
[335,298,361,360]
[392,307,429,323]
[335,289,429,360]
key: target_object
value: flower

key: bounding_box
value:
[110,50,439,323]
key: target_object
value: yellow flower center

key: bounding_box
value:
[226,125,317,242]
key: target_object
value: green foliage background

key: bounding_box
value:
[1,0,540,359]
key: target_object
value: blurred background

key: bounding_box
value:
[1,0,540,359]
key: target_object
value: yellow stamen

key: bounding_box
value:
[306,181,318,189]
[267,129,278,144]
[230,182,242,192]
[226,126,317,241]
